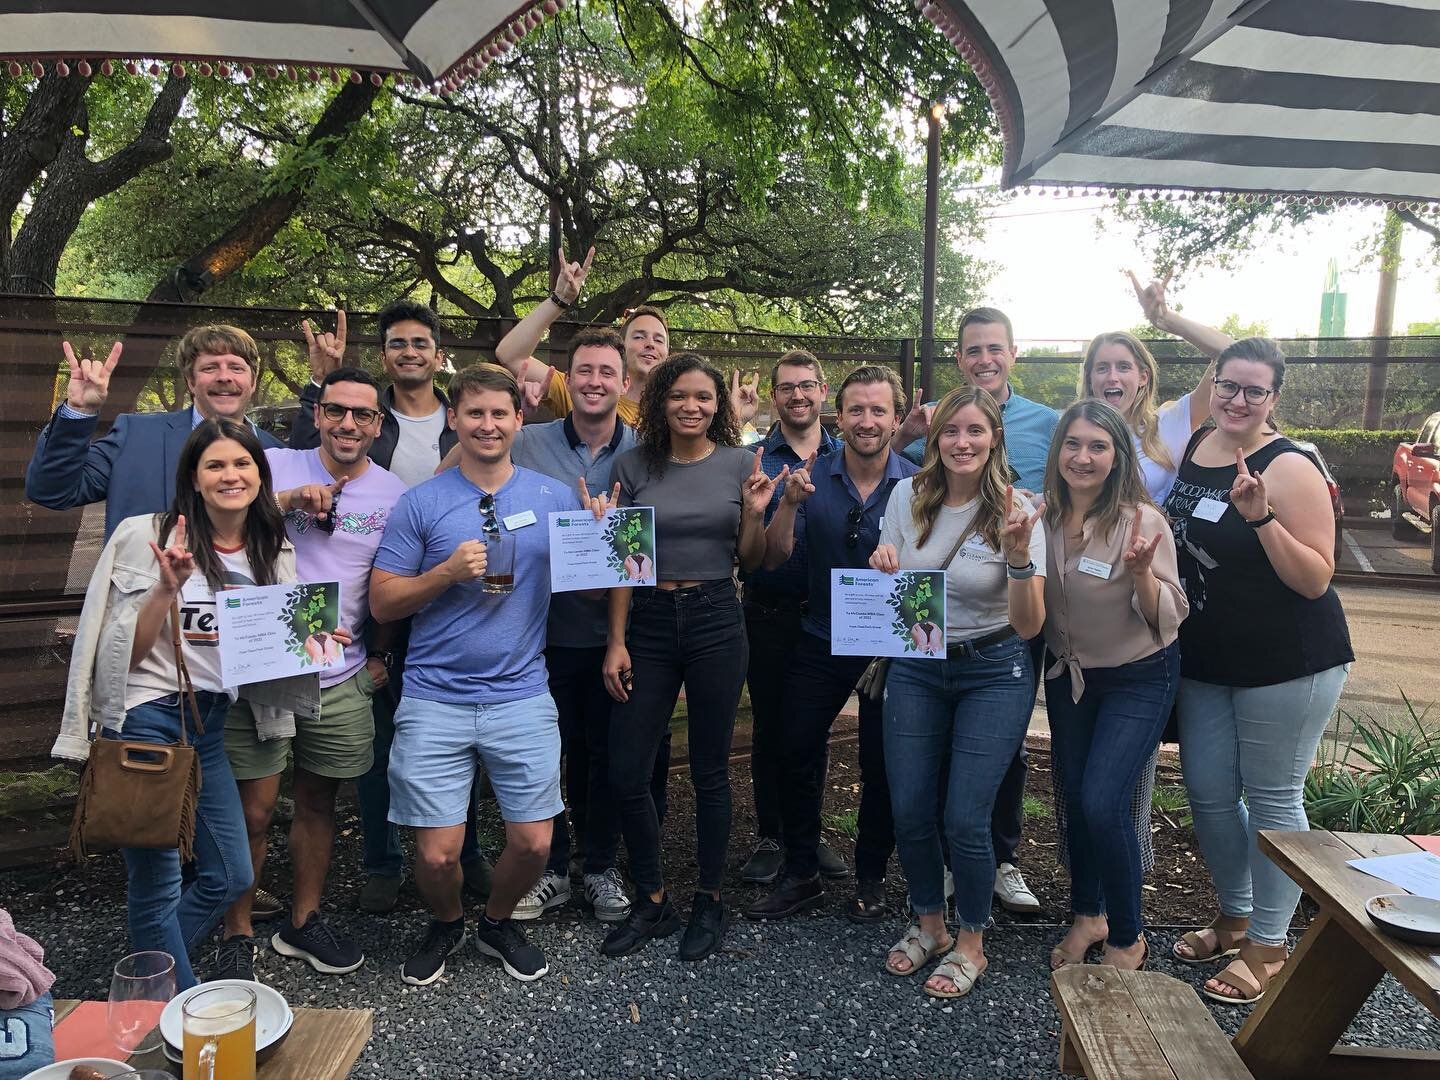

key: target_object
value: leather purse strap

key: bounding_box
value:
[169,599,204,743]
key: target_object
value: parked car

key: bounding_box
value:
[1290,439,1345,565]
[1391,411,1440,574]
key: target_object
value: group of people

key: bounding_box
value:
[35,260,1352,1007]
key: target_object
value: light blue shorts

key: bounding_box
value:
[387,693,563,826]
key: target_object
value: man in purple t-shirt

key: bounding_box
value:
[215,367,406,981]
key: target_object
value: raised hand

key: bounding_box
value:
[869,543,900,574]
[63,340,122,414]
[1122,512,1162,576]
[281,473,348,521]
[522,379,546,414]
[579,477,622,521]
[302,307,348,381]
[897,387,933,445]
[743,448,786,517]
[1230,448,1269,522]
[553,245,595,306]
[781,449,818,506]
[730,368,760,426]
[1000,485,1045,566]
[148,514,195,595]
[1126,268,1174,331]
[441,538,488,584]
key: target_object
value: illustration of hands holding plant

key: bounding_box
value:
[886,572,945,655]
[602,510,655,584]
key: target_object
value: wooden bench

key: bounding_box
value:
[1051,965,1253,1080]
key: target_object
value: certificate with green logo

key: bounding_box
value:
[215,580,343,685]
[830,569,946,658]
[548,507,657,592]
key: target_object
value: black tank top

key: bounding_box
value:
[1162,430,1353,687]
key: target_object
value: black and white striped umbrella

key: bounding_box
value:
[922,0,1440,204]
[0,0,562,86]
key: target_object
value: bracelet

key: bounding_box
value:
[1006,560,1037,580]
[548,290,573,310]
[1246,509,1276,529]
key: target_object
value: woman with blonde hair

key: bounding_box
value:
[1040,400,1187,973]
[870,386,1045,999]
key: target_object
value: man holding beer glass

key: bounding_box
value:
[370,364,582,986]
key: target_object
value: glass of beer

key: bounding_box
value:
[482,531,515,594]
[182,984,256,1080]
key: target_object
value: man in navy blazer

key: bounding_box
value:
[26,324,281,540]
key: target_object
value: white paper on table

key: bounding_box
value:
[830,568,947,659]
[215,581,342,686]
[1346,852,1440,901]
[548,507,657,593]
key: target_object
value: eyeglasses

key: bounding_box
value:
[318,402,382,425]
[774,380,821,397]
[845,506,864,549]
[384,337,437,353]
[478,493,500,537]
[1212,377,1276,405]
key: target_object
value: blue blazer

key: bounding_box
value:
[25,407,281,540]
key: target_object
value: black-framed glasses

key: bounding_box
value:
[314,486,340,535]
[385,336,437,353]
[1212,377,1276,405]
[774,379,822,397]
[318,402,382,425]
[844,506,864,549]
[478,494,500,537]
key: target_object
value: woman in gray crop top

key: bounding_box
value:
[595,353,780,964]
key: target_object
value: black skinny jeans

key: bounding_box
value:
[609,580,748,895]
[743,595,806,840]
[545,645,621,876]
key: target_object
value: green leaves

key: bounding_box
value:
[1304,695,1440,835]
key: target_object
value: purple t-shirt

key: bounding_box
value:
[266,448,408,688]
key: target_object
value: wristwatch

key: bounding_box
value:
[366,650,395,667]
[548,290,573,310]
[1245,508,1276,529]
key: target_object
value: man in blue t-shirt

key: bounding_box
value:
[897,306,1056,915]
[371,364,581,988]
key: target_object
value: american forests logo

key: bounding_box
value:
[225,597,241,609]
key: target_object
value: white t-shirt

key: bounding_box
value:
[879,478,1046,642]
[1137,393,1194,504]
[125,545,255,710]
[387,407,448,488]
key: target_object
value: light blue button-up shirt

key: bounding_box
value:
[900,385,1058,493]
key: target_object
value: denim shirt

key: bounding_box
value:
[742,423,843,598]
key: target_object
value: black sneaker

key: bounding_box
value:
[679,892,729,962]
[401,919,466,986]
[739,838,783,885]
[743,875,824,921]
[211,934,256,982]
[474,917,549,982]
[600,893,682,957]
[251,887,284,922]
[817,842,850,880]
[271,912,364,975]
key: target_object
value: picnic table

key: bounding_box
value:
[1234,831,1440,1080]
[52,998,372,1079]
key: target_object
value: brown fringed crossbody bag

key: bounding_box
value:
[69,600,204,861]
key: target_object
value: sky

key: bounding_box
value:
[977,193,1440,347]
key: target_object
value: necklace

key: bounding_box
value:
[669,442,716,465]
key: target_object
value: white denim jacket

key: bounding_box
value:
[53,514,321,763]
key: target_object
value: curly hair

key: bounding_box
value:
[635,352,740,474]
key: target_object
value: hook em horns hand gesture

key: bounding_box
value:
[1230,447,1270,523]
[1000,485,1045,567]
[63,340,123,413]
[302,307,348,382]
[1122,511,1162,576]
[1126,268,1174,331]
[148,514,195,596]
[743,448,787,518]
[579,477,622,521]
[781,449,818,506]
[553,245,595,306]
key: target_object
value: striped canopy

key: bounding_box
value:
[0,1,559,85]
[922,0,1440,204]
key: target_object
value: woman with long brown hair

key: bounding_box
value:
[869,386,1044,999]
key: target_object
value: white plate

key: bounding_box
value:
[20,1058,133,1080]
[158,979,293,1055]
[1365,893,1440,946]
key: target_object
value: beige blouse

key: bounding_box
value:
[1042,502,1188,701]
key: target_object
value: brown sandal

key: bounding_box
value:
[1172,915,1248,965]
[1202,942,1287,1005]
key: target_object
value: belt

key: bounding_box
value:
[743,584,807,612]
[946,625,1017,657]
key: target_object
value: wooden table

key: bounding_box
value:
[53,998,372,1079]
[1233,831,1440,1080]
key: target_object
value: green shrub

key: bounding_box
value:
[1284,429,1411,463]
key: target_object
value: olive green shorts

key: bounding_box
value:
[224,666,378,781]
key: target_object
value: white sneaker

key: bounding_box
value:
[994,862,1040,913]
[512,871,570,921]
[583,868,633,923]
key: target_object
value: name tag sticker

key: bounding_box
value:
[503,509,538,530]
[1192,497,1228,522]
[1077,556,1112,580]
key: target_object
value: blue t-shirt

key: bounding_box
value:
[901,386,1058,493]
[373,464,581,704]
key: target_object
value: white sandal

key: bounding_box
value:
[885,923,950,977]
[923,949,986,999]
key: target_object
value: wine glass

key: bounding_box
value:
[108,950,175,1054]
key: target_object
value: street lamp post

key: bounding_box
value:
[919,100,943,398]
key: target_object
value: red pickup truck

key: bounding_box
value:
[1391,410,1440,573]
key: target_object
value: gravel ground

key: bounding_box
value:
[14,888,1440,1079]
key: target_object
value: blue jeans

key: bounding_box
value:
[0,991,53,1080]
[110,691,251,990]
[1177,664,1349,947]
[883,635,1034,930]
[1046,643,1179,946]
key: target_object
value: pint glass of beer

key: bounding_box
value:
[182,985,256,1080]
[482,531,516,594]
